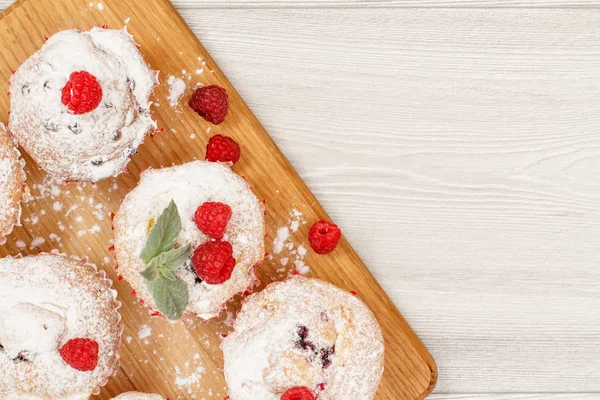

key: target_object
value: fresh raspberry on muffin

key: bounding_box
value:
[280,386,315,400]
[192,240,237,285]
[194,202,232,239]
[61,71,103,114]
[59,338,99,371]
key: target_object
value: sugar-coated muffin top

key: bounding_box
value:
[9,28,157,182]
[0,254,123,399]
[222,276,385,400]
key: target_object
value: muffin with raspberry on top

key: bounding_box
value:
[0,253,122,399]
[222,276,385,400]
[9,27,158,182]
[113,160,264,320]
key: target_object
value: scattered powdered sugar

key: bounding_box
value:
[15,240,26,249]
[175,364,205,389]
[97,2,104,10]
[138,324,152,340]
[30,237,46,249]
[53,201,63,211]
[272,227,289,255]
[124,17,131,25]
[167,75,186,107]
[272,209,310,275]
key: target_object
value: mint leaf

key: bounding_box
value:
[159,268,176,281]
[140,259,159,281]
[140,200,182,264]
[160,244,191,271]
[146,276,189,320]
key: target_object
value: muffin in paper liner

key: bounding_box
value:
[8,27,159,182]
[0,122,28,245]
[0,253,124,399]
[113,161,265,320]
[222,276,385,400]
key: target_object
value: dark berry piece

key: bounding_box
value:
[189,85,229,124]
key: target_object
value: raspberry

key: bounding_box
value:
[61,71,103,114]
[281,387,315,400]
[206,135,241,164]
[189,85,229,124]
[194,202,232,239]
[192,240,236,285]
[59,338,99,371]
[308,220,342,254]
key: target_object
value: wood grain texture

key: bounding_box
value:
[3,0,600,9]
[0,0,434,399]
[174,7,600,394]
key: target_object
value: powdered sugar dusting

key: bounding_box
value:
[114,161,265,319]
[0,254,122,398]
[223,276,384,400]
[167,75,186,107]
[272,209,309,275]
[137,324,152,340]
[175,364,205,389]
[9,29,157,181]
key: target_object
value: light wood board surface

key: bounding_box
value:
[1,1,599,399]
[0,0,435,399]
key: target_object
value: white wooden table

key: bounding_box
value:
[2,1,600,399]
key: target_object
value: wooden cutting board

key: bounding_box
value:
[0,0,437,398]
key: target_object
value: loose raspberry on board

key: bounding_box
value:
[206,134,241,164]
[189,84,229,124]
[308,220,342,254]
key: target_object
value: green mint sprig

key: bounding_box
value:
[139,200,191,320]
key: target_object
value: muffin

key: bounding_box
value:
[222,276,385,400]
[113,393,164,400]
[0,123,27,244]
[114,161,264,320]
[0,253,123,399]
[9,28,158,182]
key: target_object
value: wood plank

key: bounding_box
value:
[0,1,434,399]
[174,8,600,393]
[2,0,600,10]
